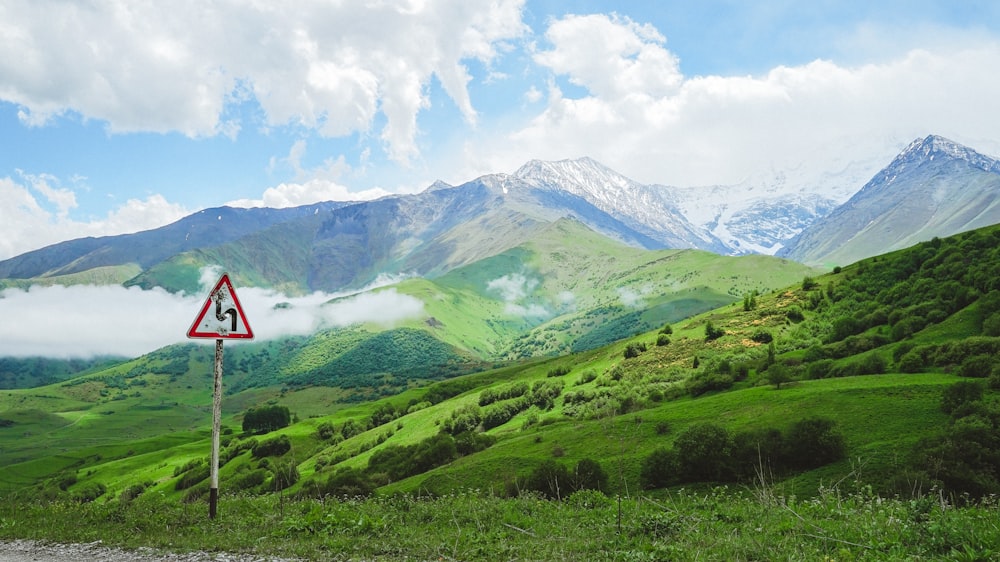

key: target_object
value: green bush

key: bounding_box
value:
[640,447,678,489]
[704,322,725,341]
[674,423,735,482]
[941,380,985,415]
[957,354,994,378]
[174,462,210,491]
[570,458,608,494]
[525,460,572,499]
[307,467,376,499]
[783,417,846,471]
[71,482,106,503]
[251,434,292,459]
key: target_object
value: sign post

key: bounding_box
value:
[187,273,254,519]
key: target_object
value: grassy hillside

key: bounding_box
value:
[0,264,142,289]
[4,224,1000,511]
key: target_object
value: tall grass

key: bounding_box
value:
[1,487,997,561]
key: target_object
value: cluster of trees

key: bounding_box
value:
[242,405,291,434]
[441,380,565,434]
[517,458,608,499]
[303,430,496,497]
[640,418,846,488]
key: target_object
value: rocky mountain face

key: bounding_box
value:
[778,135,1000,267]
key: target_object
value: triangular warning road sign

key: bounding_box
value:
[187,273,254,339]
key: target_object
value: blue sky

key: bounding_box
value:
[3,0,1000,261]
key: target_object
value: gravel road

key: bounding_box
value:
[0,541,299,562]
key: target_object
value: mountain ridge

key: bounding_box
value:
[2,134,999,293]
[778,135,1000,266]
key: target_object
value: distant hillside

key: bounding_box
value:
[0,202,350,283]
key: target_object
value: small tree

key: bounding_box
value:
[765,363,792,389]
[705,321,725,341]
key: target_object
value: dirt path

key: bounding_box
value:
[0,540,298,561]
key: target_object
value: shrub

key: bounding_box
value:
[310,467,376,499]
[316,421,337,440]
[751,330,773,344]
[806,359,835,379]
[957,354,994,378]
[269,460,300,491]
[576,369,597,385]
[571,458,608,494]
[894,353,924,376]
[686,373,734,397]
[732,428,786,480]
[786,306,805,323]
[525,460,572,499]
[941,380,985,415]
[251,434,292,458]
[674,423,735,482]
[174,463,210,491]
[231,469,268,492]
[783,417,846,471]
[704,322,725,341]
[547,366,571,378]
[640,447,678,489]
[118,482,149,504]
[623,342,647,359]
[656,334,670,347]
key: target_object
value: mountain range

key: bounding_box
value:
[1,135,997,296]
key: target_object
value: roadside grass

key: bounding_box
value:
[1,487,997,561]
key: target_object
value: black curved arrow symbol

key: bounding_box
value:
[216,299,237,332]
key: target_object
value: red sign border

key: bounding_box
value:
[187,273,255,339]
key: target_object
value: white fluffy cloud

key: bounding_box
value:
[0,0,527,162]
[226,179,393,209]
[0,175,189,260]
[486,14,1000,188]
[0,273,424,359]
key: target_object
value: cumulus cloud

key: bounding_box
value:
[0,269,425,359]
[0,0,528,164]
[0,174,189,260]
[226,179,393,209]
[473,14,1000,188]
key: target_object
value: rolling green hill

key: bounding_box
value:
[3,224,1000,509]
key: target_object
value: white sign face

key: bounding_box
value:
[187,273,254,339]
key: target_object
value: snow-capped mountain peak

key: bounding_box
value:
[895,135,1000,174]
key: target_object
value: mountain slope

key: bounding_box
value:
[779,135,1000,266]
[7,223,1000,504]
[514,157,728,252]
[0,202,351,281]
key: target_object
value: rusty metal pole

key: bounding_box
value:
[209,338,223,519]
